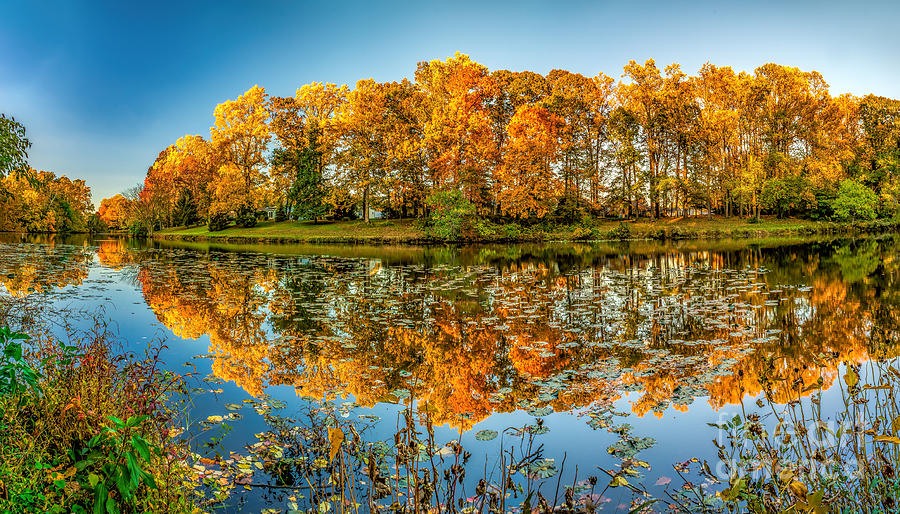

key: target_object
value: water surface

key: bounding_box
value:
[2,233,897,510]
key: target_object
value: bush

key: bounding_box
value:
[571,226,593,240]
[609,222,631,240]
[128,221,148,238]
[426,191,477,240]
[235,206,257,228]
[832,179,878,221]
[473,219,498,239]
[502,223,522,240]
[207,212,229,232]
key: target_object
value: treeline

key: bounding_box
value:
[0,171,95,233]
[102,54,900,234]
[0,114,96,233]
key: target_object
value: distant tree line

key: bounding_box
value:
[43,54,900,233]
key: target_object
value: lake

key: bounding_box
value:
[1,233,897,511]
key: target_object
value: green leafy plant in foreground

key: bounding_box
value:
[66,415,159,514]
[0,325,41,396]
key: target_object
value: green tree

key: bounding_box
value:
[832,179,878,221]
[0,114,30,178]
[761,176,814,218]
[173,189,199,226]
[426,190,476,240]
[272,146,328,222]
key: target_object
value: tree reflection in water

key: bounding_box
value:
[2,235,898,431]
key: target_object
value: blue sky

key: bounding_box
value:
[2,0,898,204]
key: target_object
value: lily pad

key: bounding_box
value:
[474,430,498,441]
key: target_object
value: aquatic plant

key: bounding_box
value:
[190,396,615,513]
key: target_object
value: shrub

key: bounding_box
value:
[502,223,522,240]
[571,226,593,240]
[832,179,878,221]
[609,222,631,240]
[0,326,40,396]
[235,206,257,228]
[207,212,229,232]
[128,221,149,238]
[425,191,476,240]
[473,219,498,239]
[0,325,199,513]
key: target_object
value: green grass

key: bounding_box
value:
[156,219,425,243]
[153,216,898,244]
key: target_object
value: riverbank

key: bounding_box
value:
[152,216,900,245]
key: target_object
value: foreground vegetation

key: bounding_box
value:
[0,321,201,513]
[154,215,900,244]
[649,358,900,512]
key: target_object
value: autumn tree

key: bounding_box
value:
[694,63,741,217]
[97,194,131,230]
[495,105,563,218]
[334,79,392,223]
[619,59,666,218]
[416,53,497,210]
[209,85,271,225]
[1,169,93,233]
[270,83,349,217]
[128,55,898,225]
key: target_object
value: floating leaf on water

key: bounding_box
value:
[527,406,553,417]
[474,430,498,441]
[526,458,557,479]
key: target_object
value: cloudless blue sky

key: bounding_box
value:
[2,0,898,204]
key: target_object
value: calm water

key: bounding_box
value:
[1,233,898,511]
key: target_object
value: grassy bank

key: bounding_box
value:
[153,216,900,245]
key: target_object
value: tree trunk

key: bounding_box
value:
[363,184,370,224]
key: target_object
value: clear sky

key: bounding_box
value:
[2,0,898,205]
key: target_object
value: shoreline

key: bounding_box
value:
[150,217,900,246]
